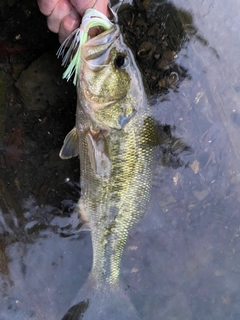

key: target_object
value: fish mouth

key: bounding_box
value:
[82,26,120,68]
[84,25,120,48]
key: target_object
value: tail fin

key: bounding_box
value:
[61,278,140,320]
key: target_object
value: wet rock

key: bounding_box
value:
[118,2,191,94]
[137,41,156,60]
[4,124,24,167]
[0,70,7,139]
[15,52,68,111]
[156,51,178,70]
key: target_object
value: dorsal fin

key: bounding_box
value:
[59,127,79,159]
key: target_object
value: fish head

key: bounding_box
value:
[78,25,146,129]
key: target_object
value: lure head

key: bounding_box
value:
[78,25,146,129]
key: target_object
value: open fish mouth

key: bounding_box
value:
[81,28,120,71]
[57,8,117,85]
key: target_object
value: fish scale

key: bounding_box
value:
[76,104,155,286]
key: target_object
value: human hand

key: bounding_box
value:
[37,0,109,43]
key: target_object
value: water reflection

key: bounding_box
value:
[1,0,240,319]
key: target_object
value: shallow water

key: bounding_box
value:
[1,0,240,319]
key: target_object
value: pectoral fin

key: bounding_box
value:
[86,130,111,177]
[59,127,79,159]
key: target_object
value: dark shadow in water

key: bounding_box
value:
[62,300,89,320]
[156,124,193,169]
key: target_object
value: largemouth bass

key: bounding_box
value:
[59,9,158,320]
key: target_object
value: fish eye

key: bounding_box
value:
[114,54,127,69]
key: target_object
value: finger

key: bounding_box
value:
[58,7,81,43]
[47,0,73,33]
[71,0,93,16]
[37,0,57,16]
[71,0,110,17]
